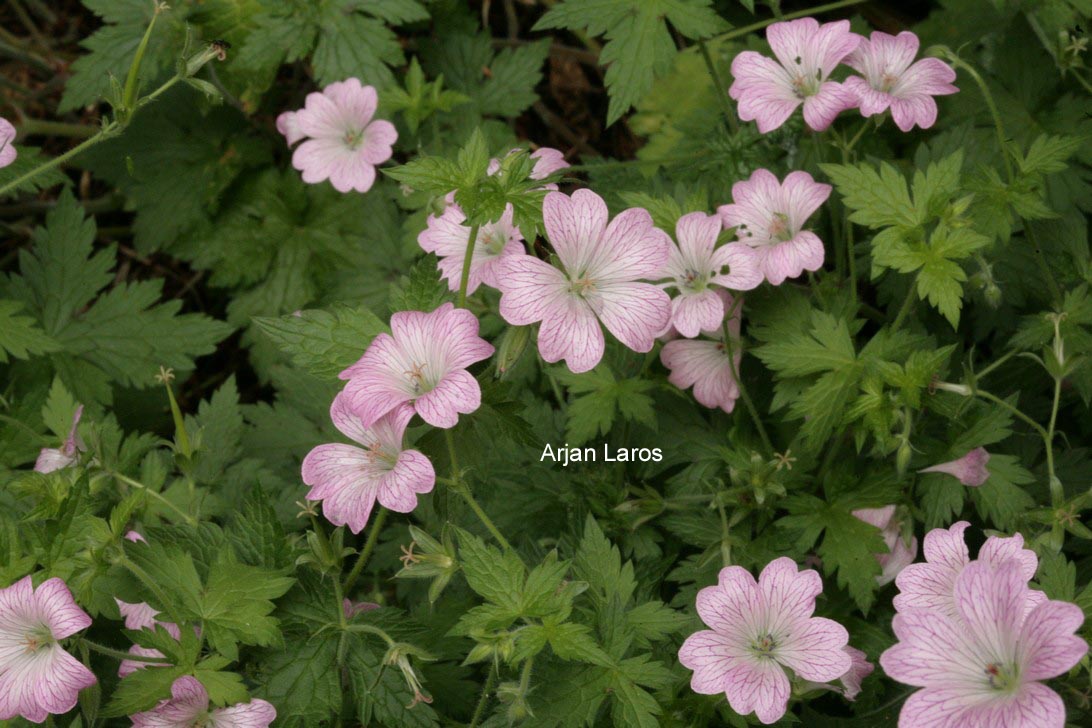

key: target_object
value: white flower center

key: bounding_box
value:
[343,127,366,150]
[569,276,596,297]
[790,58,822,98]
[750,633,777,659]
[984,662,1020,693]
[404,362,436,395]
[23,626,53,654]
[767,212,794,242]
[682,269,708,293]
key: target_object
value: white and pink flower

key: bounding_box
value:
[729,18,861,133]
[34,405,84,474]
[893,521,1045,617]
[844,31,958,132]
[493,189,672,373]
[418,204,524,295]
[661,212,762,338]
[340,302,494,429]
[881,559,1087,728]
[302,394,435,534]
[130,675,276,728]
[920,447,990,486]
[661,292,743,413]
[852,505,918,586]
[0,576,96,724]
[115,599,181,678]
[679,557,852,724]
[0,117,16,169]
[282,78,397,193]
[718,169,830,285]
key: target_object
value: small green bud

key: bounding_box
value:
[896,439,913,477]
[495,325,532,377]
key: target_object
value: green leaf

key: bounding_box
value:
[228,485,293,569]
[820,161,919,229]
[535,0,726,125]
[388,257,450,313]
[199,555,295,654]
[1018,134,1082,176]
[455,527,525,613]
[346,635,440,727]
[255,636,341,726]
[0,299,60,362]
[970,454,1035,530]
[104,665,187,717]
[253,304,389,379]
[554,364,657,445]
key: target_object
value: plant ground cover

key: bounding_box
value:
[0,0,1091,726]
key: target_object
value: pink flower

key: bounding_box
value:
[275,110,305,145]
[124,530,146,543]
[131,675,276,728]
[0,117,16,169]
[838,646,874,701]
[920,447,990,486]
[661,292,743,413]
[285,78,397,193]
[0,576,96,724]
[419,203,525,295]
[115,599,181,678]
[678,557,852,724]
[881,559,1088,728]
[34,405,84,474]
[893,522,1046,617]
[662,212,762,338]
[729,18,861,133]
[529,147,569,180]
[852,505,918,586]
[718,169,830,285]
[343,599,380,619]
[340,303,494,429]
[302,394,435,534]
[844,31,958,132]
[493,189,672,373]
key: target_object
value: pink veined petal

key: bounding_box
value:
[301,444,382,533]
[880,610,983,687]
[275,111,305,146]
[330,151,378,193]
[808,20,862,76]
[758,558,822,628]
[853,505,896,531]
[431,305,496,369]
[368,403,415,454]
[530,147,569,178]
[802,81,856,131]
[413,368,481,428]
[131,676,209,727]
[494,255,570,326]
[292,138,348,183]
[0,645,97,723]
[840,646,874,700]
[923,520,972,566]
[1017,600,1088,681]
[844,75,892,116]
[33,579,91,640]
[542,189,609,274]
[765,18,822,74]
[710,243,764,291]
[776,617,851,683]
[889,95,939,132]
[0,117,16,169]
[588,208,672,281]
[678,630,747,695]
[296,90,346,138]
[756,230,825,285]
[209,698,278,727]
[674,211,721,270]
[323,78,377,128]
[781,171,832,227]
[722,658,791,725]
[898,682,1066,728]
[897,57,959,97]
[118,645,169,678]
[952,560,1025,662]
[671,290,725,338]
[729,52,800,134]
[537,295,605,374]
[590,282,671,353]
[34,447,76,474]
[328,391,381,448]
[661,339,738,413]
[116,599,160,631]
[360,119,397,165]
[376,450,435,513]
[892,562,959,614]
[694,566,759,634]
[978,532,1037,581]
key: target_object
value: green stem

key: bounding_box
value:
[890,286,917,332]
[444,429,512,550]
[717,501,732,567]
[723,320,774,453]
[457,224,481,308]
[18,119,99,139]
[110,470,198,526]
[697,39,738,133]
[842,120,870,155]
[0,127,115,198]
[944,55,1013,182]
[710,0,868,44]
[1023,223,1063,307]
[343,507,389,595]
[971,389,1049,440]
[974,350,1015,380]
[469,664,499,728]
[565,152,707,173]
[81,638,172,665]
[122,2,163,114]
[116,555,188,628]
[1046,376,1062,506]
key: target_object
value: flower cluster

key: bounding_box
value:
[882,523,1088,727]
[730,19,958,134]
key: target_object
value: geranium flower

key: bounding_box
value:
[0,117,16,169]
[115,599,181,678]
[679,557,852,724]
[881,559,1088,728]
[0,576,96,724]
[844,31,958,132]
[283,78,397,193]
[893,521,1046,617]
[131,676,276,728]
[124,531,147,543]
[34,405,84,474]
[418,204,525,295]
[661,212,762,338]
[661,291,743,413]
[493,189,672,373]
[302,394,435,534]
[838,646,874,700]
[729,18,861,133]
[718,169,831,285]
[852,505,918,586]
[920,447,990,486]
[340,303,494,429]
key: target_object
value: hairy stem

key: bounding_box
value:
[82,638,172,665]
[697,39,738,133]
[444,428,512,549]
[343,507,389,595]
[457,224,481,308]
[890,286,917,333]
[711,0,868,44]
[469,664,499,728]
[724,319,774,453]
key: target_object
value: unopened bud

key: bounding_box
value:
[896,439,913,477]
[495,325,531,376]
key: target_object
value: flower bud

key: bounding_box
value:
[495,325,531,377]
[896,439,913,477]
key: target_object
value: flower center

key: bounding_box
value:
[22,626,53,654]
[877,71,899,93]
[403,362,435,395]
[343,127,366,150]
[789,60,822,98]
[767,212,793,242]
[984,663,1020,693]
[569,276,596,297]
[750,633,777,658]
[477,228,505,255]
[682,268,708,292]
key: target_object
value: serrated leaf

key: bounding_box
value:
[0,299,60,362]
[253,304,389,379]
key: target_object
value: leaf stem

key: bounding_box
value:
[17,119,99,139]
[444,428,512,550]
[969,389,1049,440]
[890,286,916,332]
[0,126,116,198]
[343,507,389,595]
[457,224,481,308]
[723,316,773,453]
[697,39,738,133]
[469,664,499,728]
[109,470,198,526]
[710,0,868,44]
[80,638,172,665]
